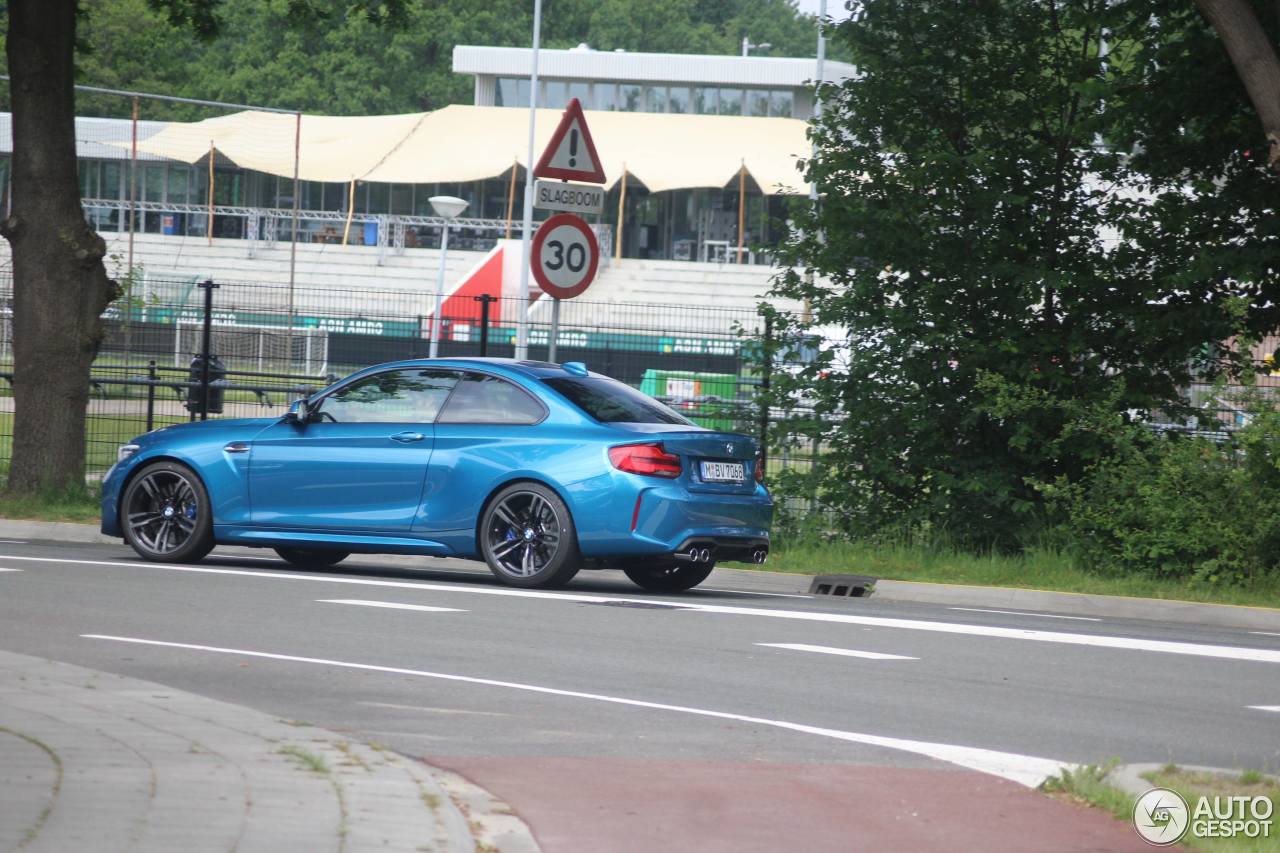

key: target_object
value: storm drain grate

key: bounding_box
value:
[809,574,877,598]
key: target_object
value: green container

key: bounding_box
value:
[639,369,741,431]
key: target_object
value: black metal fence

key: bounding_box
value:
[0,275,819,491]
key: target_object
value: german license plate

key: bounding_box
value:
[700,461,744,482]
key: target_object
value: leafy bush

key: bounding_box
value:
[1044,387,1280,586]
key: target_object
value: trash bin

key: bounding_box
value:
[185,354,227,415]
[362,221,378,246]
[640,369,740,431]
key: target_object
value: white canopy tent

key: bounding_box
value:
[123,104,811,195]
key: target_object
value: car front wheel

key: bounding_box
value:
[480,483,581,588]
[121,461,214,563]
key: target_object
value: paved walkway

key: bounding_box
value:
[0,650,538,853]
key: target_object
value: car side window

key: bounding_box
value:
[436,372,545,425]
[315,369,459,423]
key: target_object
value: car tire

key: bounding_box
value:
[273,547,350,568]
[622,560,715,592]
[480,482,581,589]
[121,460,215,563]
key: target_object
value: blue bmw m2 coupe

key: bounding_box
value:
[101,359,773,591]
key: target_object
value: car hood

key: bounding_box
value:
[137,417,278,444]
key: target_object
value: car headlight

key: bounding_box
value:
[117,444,141,462]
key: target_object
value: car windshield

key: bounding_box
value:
[543,376,693,425]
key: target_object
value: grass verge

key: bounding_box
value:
[0,487,102,524]
[1043,762,1279,852]
[727,538,1280,610]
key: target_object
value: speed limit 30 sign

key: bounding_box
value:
[530,213,599,300]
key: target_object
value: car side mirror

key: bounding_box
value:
[284,397,311,425]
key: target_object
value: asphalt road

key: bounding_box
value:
[3,538,1277,851]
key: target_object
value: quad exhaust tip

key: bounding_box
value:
[751,549,768,564]
[681,547,715,564]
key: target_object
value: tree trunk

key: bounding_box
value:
[2,0,118,494]
[1196,0,1280,170]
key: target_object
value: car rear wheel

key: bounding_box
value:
[121,461,214,563]
[273,547,349,568]
[480,483,581,588]
[622,560,715,592]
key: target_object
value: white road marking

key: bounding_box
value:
[1247,705,1280,713]
[1250,631,1280,638]
[10,553,1280,664]
[757,643,918,661]
[0,540,28,544]
[700,588,812,599]
[319,599,466,613]
[948,607,1101,622]
[360,701,511,717]
[81,633,1070,788]
[0,568,23,573]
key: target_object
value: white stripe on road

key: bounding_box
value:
[757,643,918,661]
[700,588,812,599]
[1250,631,1280,638]
[0,568,23,572]
[8,553,1280,664]
[0,540,28,545]
[319,599,466,613]
[1248,705,1280,713]
[948,607,1101,622]
[81,633,1069,788]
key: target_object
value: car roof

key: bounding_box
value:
[360,357,591,380]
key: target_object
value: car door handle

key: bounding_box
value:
[390,431,426,443]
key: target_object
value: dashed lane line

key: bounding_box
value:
[757,643,918,661]
[1247,705,1280,713]
[947,607,1101,622]
[81,633,1070,788]
[7,554,1279,665]
[319,599,466,613]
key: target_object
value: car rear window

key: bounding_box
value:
[544,377,693,425]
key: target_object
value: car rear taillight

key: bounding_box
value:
[755,455,764,483]
[609,443,681,478]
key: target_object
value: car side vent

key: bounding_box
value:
[808,574,876,598]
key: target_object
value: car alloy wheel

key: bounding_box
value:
[122,461,214,562]
[481,484,581,588]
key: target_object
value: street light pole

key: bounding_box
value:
[515,0,543,361]
[428,195,469,358]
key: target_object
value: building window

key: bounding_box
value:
[746,89,770,117]
[595,82,618,111]
[644,86,667,113]
[495,77,531,107]
[768,90,794,118]
[544,80,568,109]
[618,83,642,112]
[694,87,717,115]
[568,80,589,107]
[367,182,390,214]
[391,183,413,215]
[168,166,189,204]
[668,86,690,114]
[718,88,742,116]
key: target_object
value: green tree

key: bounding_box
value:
[768,0,1279,550]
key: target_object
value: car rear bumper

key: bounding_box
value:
[573,477,772,560]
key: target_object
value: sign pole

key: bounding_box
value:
[548,297,561,362]
[515,0,543,361]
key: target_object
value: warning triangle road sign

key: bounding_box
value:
[533,98,607,185]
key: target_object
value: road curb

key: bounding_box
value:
[0,649,540,853]
[869,578,1280,632]
[0,517,118,545]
